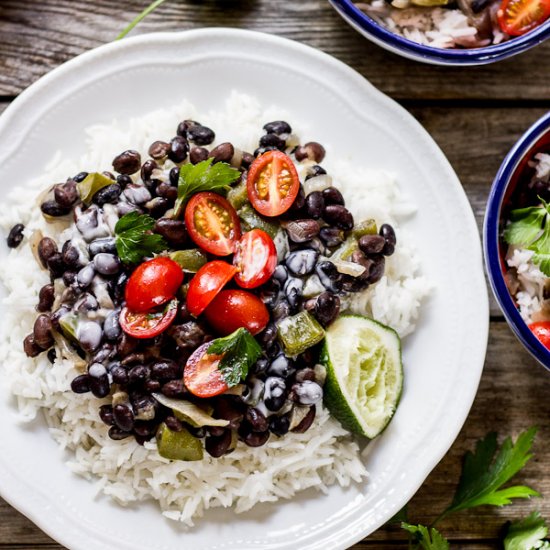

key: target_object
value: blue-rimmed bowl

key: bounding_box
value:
[330,0,550,65]
[485,112,550,370]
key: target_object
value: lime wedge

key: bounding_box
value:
[321,315,403,439]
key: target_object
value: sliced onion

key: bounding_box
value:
[224,384,245,396]
[29,230,45,268]
[303,174,333,195]
[288,406,310,431]
[303,275,325,298]
[52,331,87,372]
[230,148,243,169]
[333,258,366,277]
[152,393,229,428]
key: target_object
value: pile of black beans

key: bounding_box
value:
[13,118,396,459]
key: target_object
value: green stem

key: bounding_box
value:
[430,510,449,529]
[116,0,169,40]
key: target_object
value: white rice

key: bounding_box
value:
[0,92,430,525]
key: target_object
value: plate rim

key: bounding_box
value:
[0,27,489,550]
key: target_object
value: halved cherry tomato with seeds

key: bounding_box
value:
[120,298,178,339]
[247,150,300,217]
[498,0,550,35]
[184,341,229,398]
[186,260,238,316]
[204,289,269,336]
[185,192,241,256]
[529,321,550,349]
[125,257,184,313]
[234,229,277,289]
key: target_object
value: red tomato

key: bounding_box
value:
[233,229,277,289]
[186,260,238,316]
[204,289,269,336]
[119,298,178,339]
[247,150,300,217]
[125,257,183,313]
[529,321,550,349]
[498,0,550,35]
[184,192,241,256]
[184,341,229,398]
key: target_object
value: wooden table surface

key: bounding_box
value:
[1,1,549,548]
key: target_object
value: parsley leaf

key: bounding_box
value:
[114,211,167,264]
[207,328,262,387]
[504,512,550,550]
[401,523,449,550]
[173,159,240,216]
[445,427,539,515]
[504,206,547,246]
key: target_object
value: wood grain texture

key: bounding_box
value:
[1,0,550,100]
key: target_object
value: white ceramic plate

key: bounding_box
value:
[0,29,488,550]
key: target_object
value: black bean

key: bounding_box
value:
[214,397,244,429]
[295,142,325,163]
[289,184,306,214]
[472,0,490,12]
[75,293,98,314]
[264,376,287,412]
[285,249,319,276]
[188,125,215,146]
[145,380,160,393]
[284,277,304,310]
[47,348,57,364]
[177,119,198,137]
[242,429,270,447]
[316,261,343,293]
[241,152,255,168]
[146,197,170,218]
[71,374,91,394]
[33,314,54,349]
[168,321,209,351]
[291,381,323,405]
[103,171,116,181]
[23,334,42,357]
[291,405,316,433]
[113,150,141,175]
[269,414,290,436]
[89,237,116,256]
[37,284,55,312]
[314,292,340,327]
[62,244,80,268]
[7,223,24,248]
[367,255,385,284]
[319,227,344,248]
[110,364,129,385]
[295,368,316,383]
[165,415,183,432]
[47,253,66,279]
[74,171,88,183]
[351,250,373,279]
[141,159,158,182]
[251,357,270,376]
[54,180,78,208]
[93,253,120,276]
[209,142,234,163]
[41,200,71,218]
[254,145,278,157]
[112,272,128,304]
[93,184,122,206]
[151,360,180,381]
[108,426,131,440]
[323,205,354,231]
[168,136,189,164]
[208,426,226,437]
[305,191,325,219]
[322,186,344,206]
[358,234,385,255]
[116,174,132,188]
[161,379,187,398]
[305,164,327,180]
[38,237,58,267]
[285,219,319,243]
[258,323,277,349]
[259,133,286,150]
[113,403,135,432]
[267,354,294,378]
[154,218,188,246]
[205,429,233,457]
[272,299,291,322]
[148,140,170,160]
[61,271,76,287]
[156,182,178,202]
[133,421,158,438]
[99,404,115,426]
[380,224,397,256]
[263,120,292,135]
[132,395,157,420]
[128,365,150,386]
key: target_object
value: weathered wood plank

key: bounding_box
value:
[0,0,549,99]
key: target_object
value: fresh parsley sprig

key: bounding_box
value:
[114,211,167,264]
[505,198,550,276]
[173,159,240,217]
[207,328,262,387]
[401,524,449,550]
[504,511,550,550]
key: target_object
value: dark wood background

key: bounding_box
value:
[0,1,549,548]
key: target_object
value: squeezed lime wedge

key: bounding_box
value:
[321,315,403,439]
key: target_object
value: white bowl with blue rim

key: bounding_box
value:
[484,112,550,369]
[330,0,550,65]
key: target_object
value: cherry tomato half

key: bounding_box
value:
[184,192,241,256]
[204,289,269,336]
[120,298,178,339]
[233,229,277,289]
[184,341,229,398]
[125,257,184,313]
[247,150,300,217]
[186,260,238,317]
[529,321,550,349]
[498,0,550,35]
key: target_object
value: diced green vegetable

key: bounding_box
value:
[58,313,79,342]
[169,249,208,273]
[352,219,377,239]
[411,0,452,6]
[152,393,229,428]
[156,422,203,461]
[277,311,325,356]
[77,172,115,205]
[238,204,279,239]
[227,180,249,211]
[330,237,359,262]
